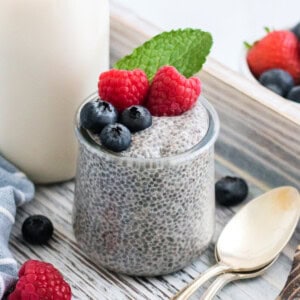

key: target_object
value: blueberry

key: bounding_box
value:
[259,69,294,96]
[80,99,118,133]
[22,215,54,245]
[215,176,248,206]
[100,123,131,152]
[120,105,152,133]
[287,86,300,103]
[292,22,300,39]
[263,84,284,96]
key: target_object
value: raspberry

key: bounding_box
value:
[9,260,71,300]
[98,69,149,112]
[146,66,201,116]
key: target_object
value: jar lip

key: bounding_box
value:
[75,92,220,164]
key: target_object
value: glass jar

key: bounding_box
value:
[0,0,109,183]
[73,93,220,276]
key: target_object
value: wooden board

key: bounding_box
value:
[10,2,300,299]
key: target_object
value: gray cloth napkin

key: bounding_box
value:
[0,155,34,298]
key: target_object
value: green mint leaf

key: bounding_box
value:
[114,28,213,81]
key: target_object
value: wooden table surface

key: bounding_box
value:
[10,2,300,299]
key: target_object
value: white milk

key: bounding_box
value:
[0,0,109,183]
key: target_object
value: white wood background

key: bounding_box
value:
[112,0,300,72]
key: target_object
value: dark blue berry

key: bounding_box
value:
[80,99,118,133]
[22,215,54,245]
[100,123,131,152]
[215,176,248,206]
[287,86,300,103]
[263,84,284,96]
[120,105,152,133]
[292,22,300,40]
[259,69,294,96]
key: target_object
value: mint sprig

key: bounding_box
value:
[114,29,213,81]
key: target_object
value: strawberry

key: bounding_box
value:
[247,30,300,84]
[146,66,201,116]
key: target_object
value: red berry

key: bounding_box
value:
[146,66,201,116]
[9,260,71,300]
[98,69,149,112]
[247,30,300,83]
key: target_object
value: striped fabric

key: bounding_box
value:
[0,156,34,298]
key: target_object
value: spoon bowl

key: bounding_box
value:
[217,186,300,270]
[172,186,300,300]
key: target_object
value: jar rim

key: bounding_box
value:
[75,92,220,165]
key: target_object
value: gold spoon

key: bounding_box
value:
[200,256,278,300]
[172,186,300,300]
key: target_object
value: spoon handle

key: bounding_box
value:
[200,273,237,300]
[171,263,229,300]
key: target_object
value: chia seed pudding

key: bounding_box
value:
[73,93,220,276]
[89,98,209,158]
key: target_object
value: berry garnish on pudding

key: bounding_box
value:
[79,28,213,154]
[80,99,118,133]
[146,66,201,116]
[81,65,208,156]
[98,69,149,111]
[120,105,152,133]
[100,123,131,152]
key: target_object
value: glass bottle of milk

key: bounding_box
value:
[0,0,109,183]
